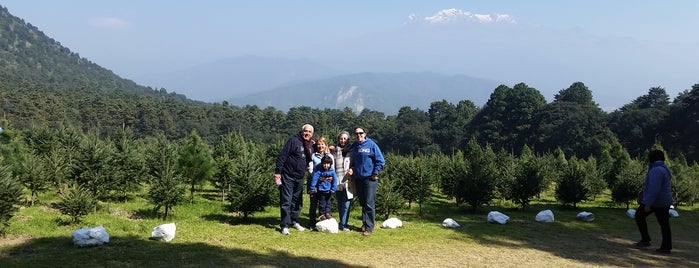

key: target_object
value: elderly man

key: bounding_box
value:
[274,124,314,235]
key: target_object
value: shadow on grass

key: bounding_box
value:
[426,201,699,267]
[202,213,281,231]
[0,235,369,268]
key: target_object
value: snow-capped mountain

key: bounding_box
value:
[406,8,517,25]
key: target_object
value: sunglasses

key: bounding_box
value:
[354,132,364,135]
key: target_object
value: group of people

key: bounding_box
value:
[274,124,385,236]
[274,124,675,251]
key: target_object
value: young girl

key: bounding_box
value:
[310,155,338,222]
[308,137,334,229]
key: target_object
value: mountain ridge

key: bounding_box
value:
[228,72,501,114]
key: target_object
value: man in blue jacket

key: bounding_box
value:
[349,127,385,236]
[274,124,314,235]
[634,149,673,254]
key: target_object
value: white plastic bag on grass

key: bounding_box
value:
[72,225,110,247]
[576,211,595,222]
[315,218,339,233]
[151,223,177,242]
[669,208,679,218]
[442,218,460,228]
[535,209,554,223]
[381,217,403,229]
[626,209,636,218]
[487,211,509,224]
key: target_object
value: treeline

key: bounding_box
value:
[3,81,699,162]
[2,119,699,233]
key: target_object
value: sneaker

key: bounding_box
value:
[281,228,290,235]
[292,222,305,231]
[634,241,651,248]
[655,248,671,255]
[341,228,350,231]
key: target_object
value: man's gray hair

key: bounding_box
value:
[301,124,314,132]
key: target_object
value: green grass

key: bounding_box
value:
[1,191,698,267]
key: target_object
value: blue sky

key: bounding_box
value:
[3,1,698,109]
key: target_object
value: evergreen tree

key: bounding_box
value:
[146,135,186,220]
[583,157,607,200]
[227,142,275,219]
[72,130,116,204]
[610,159,645,209]
[178,130,215,202]
[669,154,699,206]
[0,160,23,235]
[112,127,147,201]
[375,175,405,220]
[454,139,496,210]
[19,152,48,206]
[57,185,96,224]
[508,145,546,209]
[555,157,590,207]
[493,148,517,202]
[212,131,246,201]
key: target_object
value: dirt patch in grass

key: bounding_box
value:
[0,235,35,257]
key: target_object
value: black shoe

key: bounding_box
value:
[634,241,651,247]
[655,248,671,255]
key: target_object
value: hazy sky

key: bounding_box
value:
[3,1,698,110]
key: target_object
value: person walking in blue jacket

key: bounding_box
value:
[349,127,385,236]
[309,155,338,223]
[634,149,673,254]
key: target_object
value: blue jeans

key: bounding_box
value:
[318,191,332,216]
[279,173,304,229]
[336,190,352,230]
[355,176,378,232]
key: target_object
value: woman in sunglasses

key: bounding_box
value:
[349,127,385,236]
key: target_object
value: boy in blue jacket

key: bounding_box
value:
[310,155,338,222]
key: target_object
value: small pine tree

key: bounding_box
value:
[146,135,186,220]
[0,162,23,236]
[610,159,645,209]
[376,177,405,220]
[148,173,187,220]
[178,130,215,203]
[57,186,96,224]
[227,142,274,219]
[509,148,546,210]
[555,157,589,208]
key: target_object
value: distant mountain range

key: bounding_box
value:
[138,55,501,114]
[227,71,500,114]
[136,56,340,102]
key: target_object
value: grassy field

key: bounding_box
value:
[1,190,698,268]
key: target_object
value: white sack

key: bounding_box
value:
[442,218,460,228]
[669,209,679,218]
[381,217,403,229]
[151,223,177,242]
[626,209,636,218]
[535,209,555,223]
[72,225,109,247]
[576,211,595,222]
[487,211,509,224]
[315,218,339,233]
